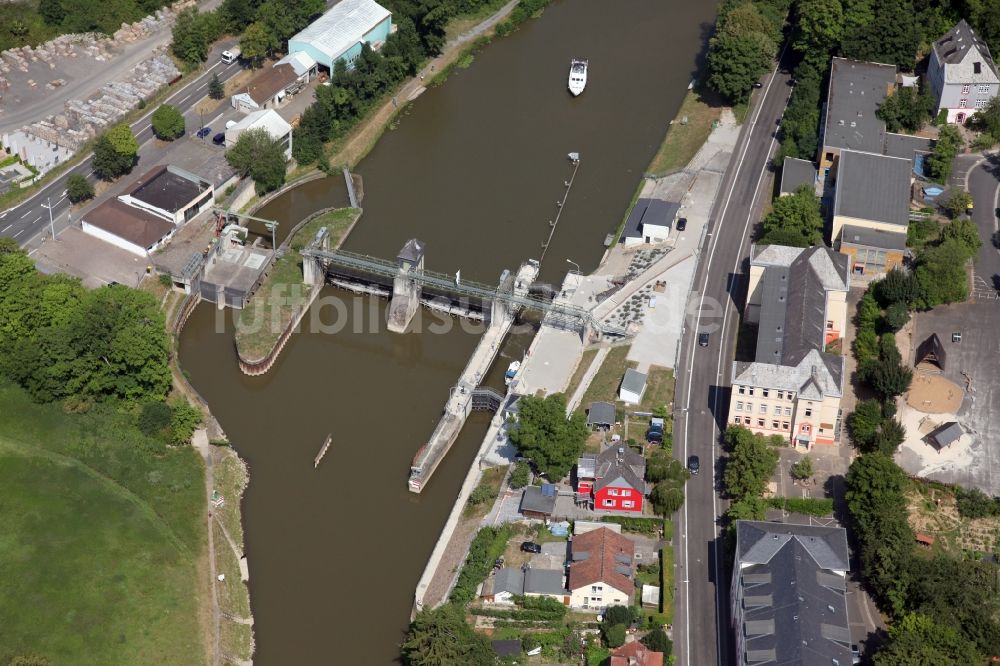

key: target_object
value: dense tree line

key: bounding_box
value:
[721,426,780,526]
[707,0,790,104]
[505,393,588,480]
[0,240,170,404]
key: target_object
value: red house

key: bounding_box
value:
[575,445,647,513]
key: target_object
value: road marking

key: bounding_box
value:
[13,229,23,238]
[1,224,11,232]
[679,55,787,666]
[209,112,224,126]
[31,215,42,225]
[88,169,95,177]
[178,93,192,104]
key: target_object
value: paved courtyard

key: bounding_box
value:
[32,226,150,288]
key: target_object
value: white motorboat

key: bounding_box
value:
[568,59,588,96]
[505,360,521,386]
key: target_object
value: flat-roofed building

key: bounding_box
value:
[778,157,816,196]
[838,224,907,278]
[81,198,177,257]
[288,0,392,72]
[225,109,293,162]
[831,149,911,245]
[117,164,214,225]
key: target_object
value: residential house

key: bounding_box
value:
[231,63,299,114]
[620,198,679,245]
[484,567,568,604]
[730,245,850,449]
[567,527,635,609]
[225,110,294,162]
[731,520,852,665]
[587,401,615,429]
[927,19,1000,124]
[288,0,392,72]
[830,149,910,274]
[619,368,647,404]
[519,484,557,520]
[610,641,665,666]
[576,444,646,513]
[778,156,816,196]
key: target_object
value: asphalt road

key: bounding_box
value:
[671,64,794,666]
[0,42,243,248]
[959,153,1000,291]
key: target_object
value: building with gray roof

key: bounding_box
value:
[819,58,896,175]
[587,401,616,428]
[927,19,999,124]
[779,157,817,196]
[619,368,647,404]
[831,149,912,244]
[520,484,558,518]
[731,520,852,665]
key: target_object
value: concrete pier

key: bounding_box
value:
[407,260,539,493]
[387,239,425,333]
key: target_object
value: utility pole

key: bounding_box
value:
[566,258,580,273]
[41,196,56,241]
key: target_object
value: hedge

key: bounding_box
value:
[765,497,834,517]
[660,546,674,624]
[449,525,512,605]
[469,607,565,622]
[600,516,669,535]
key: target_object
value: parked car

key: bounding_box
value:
[196,127,212,139]
[698,332,710,347]
[520,541,542,553]
[752,81,763,88]
[676,217,687,231]
[647,416,665,443]
[212,132,226,145]
[687,455,700,475]
[851,645,861,664]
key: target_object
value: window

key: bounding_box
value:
[976,99,989,109]
[759,404,767,414]
[974,62,982,74]
[748,388,755,396]
[771,420,779,429]
[774,406,782,415]
[826,320,834,330]
[734,416,742,424]
[784,407,792,416]
[818,428,825,434]
[608,488,619,496]
[777,391,784,400]
[603,499,615,507]
[762,389,769,398]
[591,585,603,593]
[977,84,992,93]
[962,83,971,94]
[825,152,834,162]
[736,401,744,411]
[801,424,811,433]
[622,500,635,508]
[804,408,812,417]
[787,393,794,400]
[620,489,630,497]
[746,402,753,412]
[757,419,765,427]
[738,386,745,395]
[959,98,968,108]
[743,417,751,425]
[782,421,790,430]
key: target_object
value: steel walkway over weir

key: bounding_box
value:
[302,246,629,336]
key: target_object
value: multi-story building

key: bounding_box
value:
[576,444,646,513]
[729,245,850,449]
[567,527,634,609]
[927,19,1000,124]
[731,520,853,664]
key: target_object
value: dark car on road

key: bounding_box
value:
[212,132,226,145]
[196,127,212,139]
[698,332,710,347]
[520,541,542,553]
[687,455,700,475]
[676,217,687,231]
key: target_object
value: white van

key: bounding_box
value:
[221,48,240,65]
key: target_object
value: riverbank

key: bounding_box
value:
[645,86,727,177]
[233,207,361,368]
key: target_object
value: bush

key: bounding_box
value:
[168,400,202,446]
[449,525,511,605]
[641,626,672,655]
[955,487,1000,519]
[603,624,626,648]
[766,496,834,516]
[789,456,813,480]
[509,461,530,489]
[66,173,94,203]
[138,401,173,436]
[600,516,667,535]
[468,483,498,506]
[881,301,910,333]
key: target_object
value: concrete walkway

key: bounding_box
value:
[567,346,609,412]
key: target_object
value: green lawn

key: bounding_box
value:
[564,348,598,401]
[235,207,361,360]
[0,381,206,665]
[639,365,675,413]
[580,345,632,407]
[646,88,725,176]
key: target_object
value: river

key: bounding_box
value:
[179,1,716,662]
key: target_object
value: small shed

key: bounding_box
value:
[619,368,648,404]
[488,568,524,604]
[916,333,947,370]
[779,156,817,196]
[491,639,523,658]
[641,584,661,607]
[587,401,615,429]
[520,484,557,519]
[915,533,936,547]
[928,421,963,450]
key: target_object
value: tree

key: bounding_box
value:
[169,399,202,446]
[970,96,1000,138]
[726,495,767,522]
[790,455,814,480]
[208,73,224,100]
[876,85,933,133]
[646,451,688,484]
[881,301,909,333]
[509,461,530,489]
[602,604,641,628]
[92,125,138,180]
[66,173,94,203]
[723,426,779,500]
[874,613,984,665]
[841,0,918,69]
[39,0,66,26]
[913,238,971,308]
[874,268,919,307]
[777,61,823,160]
[240,21,278,65]
[641,627,673,656]
[939,217,982,255]
[955,486,1000,519]
[942,190,973,219]
[604,623,627,648]
[707,2,779,104]
[171,8,210,66]
[151,104,185,141]
[225,127,288,195]
[793,0,844,59]
[760,185,824,246]
[874,418,906,455]
[858,290,881,329]
[926,124,963,183]
[401,605,495,666]
[849,400,883,451]
[650,483,685,515]
[505,394,588,480]
[139,401,173,436]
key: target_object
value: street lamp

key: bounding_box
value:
[566,258,580,273]
[41,196,56,241]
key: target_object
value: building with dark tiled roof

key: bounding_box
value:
[576,443,647,513]
[567,527,635,609]
[927,19,1000,124]
[730,245,850,449]
[610,641,665,666]
[731,521,852,665]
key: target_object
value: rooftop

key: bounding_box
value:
[587,401,616,427]
[839,224,908,251]
[229,109,293,138]
[734,520,852,665]
[610,641,665,666]
[593,444,646,494]
[733,349,845,401]
[932,19,999,84]
[620,198,680,241]
[83,198,175,250]
[290,0,392,62]
[276,51,317,77]
[520,485,557,516]
[823,58,896,154]
[568,527,635,595]
[929,421,964,449]
[883,132,935,162]
[621,368,647,395]
[242,63,298,105]
[524,567,566,596]
[123,164,209,214]
[779,157,816,195]
[834,150,912,227]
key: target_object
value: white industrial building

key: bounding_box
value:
[287,0,393,72]
[224,110,293,162]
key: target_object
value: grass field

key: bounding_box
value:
[0,381,205,665]
[235,208,361,360]
[580,345,632,407]
[645,88,725,177]
[564,349,598,402]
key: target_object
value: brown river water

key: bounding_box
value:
[179,1,716,662]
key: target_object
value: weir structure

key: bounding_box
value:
[300,237,629,491]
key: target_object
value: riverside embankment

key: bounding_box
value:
[177,1,718,662]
